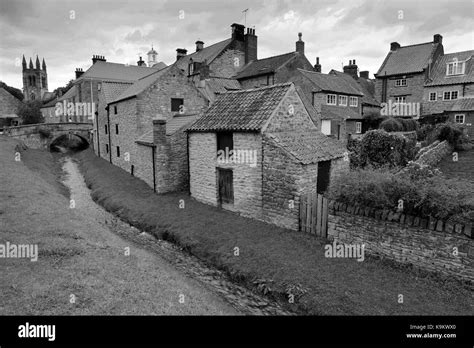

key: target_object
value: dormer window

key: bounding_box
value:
[446,60,465,76]
[188,62,194,76]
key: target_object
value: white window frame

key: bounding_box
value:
[356,122,362,134]
[429,92,437,101]
[443,91,451,100]
[451,91,458,100]
[349,96,358,107]
[394,96,406,104]
[327,94,336,105]
[395,79,407,87]
[446,60,465,76]
[454,114,465,124]
[339,95,347,106]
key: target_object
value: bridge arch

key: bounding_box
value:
[49,132,90,152]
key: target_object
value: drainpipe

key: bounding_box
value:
[96,107,100,157]
[107,106,112,164]
[186,131,190,193]
[152,145,156,192]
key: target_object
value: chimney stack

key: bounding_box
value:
[195,40,204,52]
[244,28,257,64]
[92,55,106,64]
[176,48,187,61]
[314,57,321,73]
[390,42,400,51]
[153,117,167,146]
[231,23,245,42]
[359,71,369,79]
[75,68,84,79]
[343,59,358,79]
[433,34,443,44]
[296,32,304,55]
[137,56,146,66]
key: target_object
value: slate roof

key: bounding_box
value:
[298,69,363,96]
[266,130,347,164]
[175,38,232,71]
[425,51,474,86]
[102,81,134,104]
[376,42,439,76]
[234,52,298,79]
[321,104,362,120]
[78,61,163,82]
[330,70,380,106]
[110,66,171,104]
[136,114,200,145]
[187,83,293,132]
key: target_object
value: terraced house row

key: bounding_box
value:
[38,23,472,229]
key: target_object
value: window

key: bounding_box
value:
[446,61,465,76]
[356,122,362,134]
[394,96,406,104]
[327,94,336,105]
[105,124,108,134]
[115,124,119,134]
[395,79,407,87]
[171,98,184,113]
[455,114,465,124]
[429,92,437,101]
[116,146,120,157]
[217,132,233,153]
[443,91,451,100]
[339,95,347,106]
[349,96,358,107]
[106,144,109,153]
[321,120,331,135]
[443,91,458,100]
[114,106,117,114]
[451,91,458,100]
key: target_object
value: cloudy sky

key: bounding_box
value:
[0,0,472,91]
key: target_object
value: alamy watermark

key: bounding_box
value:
[0,241,38,262]
[217,147,257,168]
[324,241,365,262]
[55,101,96,120]
[380,100,420,117]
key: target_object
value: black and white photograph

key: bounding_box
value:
[0,0,473,346]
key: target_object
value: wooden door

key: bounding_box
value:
[218,168,233,205]
[317,160,331,194]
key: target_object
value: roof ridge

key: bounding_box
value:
[181,38,231,59]
[249,51,296,63]
[216,82,292,95]
[398,41,434,49]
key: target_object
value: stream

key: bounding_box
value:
[61,156,293,315]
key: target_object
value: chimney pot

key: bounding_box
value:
[231,23,245,41]
[390,42,401,51]
[176,48,188,61]
[244,27,258,64]
[296,32,305,55]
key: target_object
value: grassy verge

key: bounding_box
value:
[77,148,473,315]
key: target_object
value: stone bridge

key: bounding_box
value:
[3,122,93,150]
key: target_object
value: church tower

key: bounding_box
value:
[147,45,158,67]
[22,55,48,101]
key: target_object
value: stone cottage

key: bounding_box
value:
[187,83,348,230]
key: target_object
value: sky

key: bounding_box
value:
[0,0,473,91]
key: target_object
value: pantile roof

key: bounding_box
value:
[376,42,439,76]
[234,52,298,79]
[298,69,363,96]
[78,61,163,82]
[425,51,474,86]
[266,130,347,164]
[187,83,292,132]
[102,81,134,104]
[197,77,241,102]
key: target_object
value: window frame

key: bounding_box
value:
[105,124,108,134]
[339,95,348,106]
[115,124,119,135]
[443,91,451,100]
[395,79,407,87]
[114,105,117,114]
[355,122,362,134]
[349,96,358,107]
[394,96,407,104]
[454,114,465,124]
[429,92,437,101]
[446,61,465,76]
[216,132,233,154]
[451,91,458,100]
[327,94,336,105]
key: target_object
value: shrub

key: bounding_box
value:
[379,117,403,132]
[416,123,435,142]
[430,122,470,150]
[352,129,417,168]
[399,118,419,132]
[327,167,474,222]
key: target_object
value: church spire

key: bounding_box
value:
[29,58,33,69]
[36,55,40,69]
[42,58,46,71]
[22,55,27,70]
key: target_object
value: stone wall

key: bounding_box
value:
[327,201,473,282]
[415,140,453,166]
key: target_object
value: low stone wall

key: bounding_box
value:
[415,140,453,166]
[327,201,473,283]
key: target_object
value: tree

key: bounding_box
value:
[17,100,44,125]
[52,80,74,97]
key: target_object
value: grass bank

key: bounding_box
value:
[76,149,473,315]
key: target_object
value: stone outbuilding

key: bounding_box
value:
[186,83,349,230]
